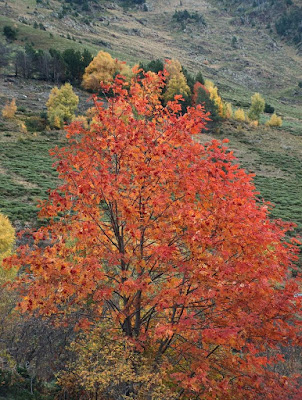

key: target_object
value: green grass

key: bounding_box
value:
[225,131,302,233]
[252,149,302,230]
[0,138,59,224]
[0,15,99,54]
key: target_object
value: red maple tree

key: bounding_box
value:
[7,70,301,399]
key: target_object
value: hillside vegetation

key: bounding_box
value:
[1,0,301,231]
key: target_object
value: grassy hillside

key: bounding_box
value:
[0,0,301,235]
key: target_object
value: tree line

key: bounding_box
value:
[14,44,93,85]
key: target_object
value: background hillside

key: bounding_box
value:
[0,0,301,232]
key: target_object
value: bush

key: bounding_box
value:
[0,213,15,264]
[3,26,17,41]
[248,92,265,121]
[234,108,246,122]
[224,102,233,119]
[2,99,17,119]
[266,113,282,127]
[25,116,47,133]
[264,103,275,114]
[46,83,79,129]
[173,9,206,25]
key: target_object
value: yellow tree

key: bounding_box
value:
[234,108,246,122]
[204,80,225,117]
[163,74,191,104]
[163,59,191,104]
[164,59,182,81]
[82,50,132,91]
[46,83,79,129]
[248,92,265,121]
[2,99,17,119]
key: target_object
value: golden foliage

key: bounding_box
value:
[46,83,79,129]
[58,324,177,400]
[0,213,15,266]
[0,213,16,305]
[248,92,265,121]
[72,115,89,129]
[82,51,132,91]
[204,80,226,117]
[249,120,259,128]
[163,73,191,103]
[0,214,17,371]
[224,102,233,119]
[266,113,283,127]
[2,99,17,119]
[164,59,182,81]
[234,108,246,122]
[163,59,191,104]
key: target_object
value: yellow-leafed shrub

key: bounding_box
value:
[204,80,225,118]
[0,213,15,264]
[234,108,246,122]
[224,102,233,119]
[47,83,79,129]
[266,113,282,127]
[0,213,15,283]
[249,120,259,128]
[248,92,265,121]
[2,99,17,119]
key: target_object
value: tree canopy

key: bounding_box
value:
[6,70,302,399]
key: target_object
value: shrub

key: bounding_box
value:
[0,213,15,265]
[2,99,17,119]
[265,103,275,114]
[234,108,246,122]
[46,83,79,129]
[3,26,17,41]
[204,80,225,118]
[25,116,47,132]
[266,113,282,127]
[172,9,206,25]
[224,102,233,119]
[248,92,265,121]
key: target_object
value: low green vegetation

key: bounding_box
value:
[0,138,59,224]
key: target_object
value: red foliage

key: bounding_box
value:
[192,81,209,106]
[6,71,302,399]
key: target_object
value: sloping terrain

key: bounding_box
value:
[0,0,301,235]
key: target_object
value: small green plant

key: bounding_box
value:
[172,9,206,25]
[264,103,275,114]
[3,26,17,41]
[25,116,47,133]
[231,36,238,48]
